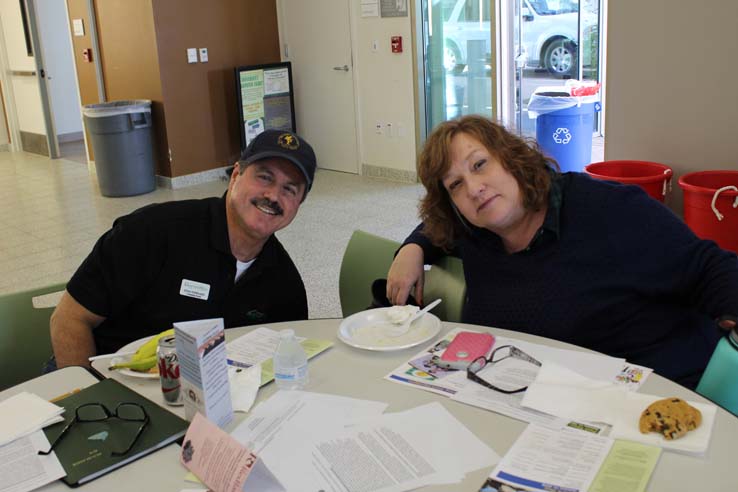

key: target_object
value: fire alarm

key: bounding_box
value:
[391,36,402,53]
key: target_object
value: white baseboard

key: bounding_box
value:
[157,165,231,189]
[361,163,417,183]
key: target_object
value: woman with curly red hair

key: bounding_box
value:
[387,115,738,389]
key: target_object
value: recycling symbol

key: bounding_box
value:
[553,127,572,144]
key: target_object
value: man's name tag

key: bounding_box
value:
[180,279,210,300]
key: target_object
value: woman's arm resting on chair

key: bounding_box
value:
[50,291,105,368]
[387,244,425,306]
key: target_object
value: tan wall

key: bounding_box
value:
[604,0,738,213]
[94,0,169,176]
[151,0,280,177]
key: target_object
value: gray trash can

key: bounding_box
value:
[82,100,156,197]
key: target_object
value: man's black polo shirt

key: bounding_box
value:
[67,196,308,354]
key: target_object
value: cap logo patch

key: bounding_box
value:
[277,133,299,150]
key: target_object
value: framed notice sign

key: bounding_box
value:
[235,62,296,150]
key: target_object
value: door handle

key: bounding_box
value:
[332,65,349,72]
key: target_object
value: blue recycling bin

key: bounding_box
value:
[528,91,600,172]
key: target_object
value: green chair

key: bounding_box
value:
[339,230,466,322]
[423,255,466,322]
[0,283,66,391]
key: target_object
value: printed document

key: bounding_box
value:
[489,424,613,492]
[589,440,661,492]
[231,390,388,452]
[0,431,65,492]
[247,400,499,492]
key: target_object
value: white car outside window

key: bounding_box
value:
[438,0,595,76]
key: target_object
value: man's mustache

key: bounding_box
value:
[251,197,284,216]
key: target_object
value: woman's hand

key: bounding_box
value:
[386,244,425,306]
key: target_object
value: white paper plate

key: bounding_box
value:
[109,335,159,379]
[337,307,441,351]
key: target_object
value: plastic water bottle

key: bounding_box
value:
[696,328,738,416]
[273,329,308,390]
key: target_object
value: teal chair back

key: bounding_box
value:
[0,283,65,391]
[339,230,466,322]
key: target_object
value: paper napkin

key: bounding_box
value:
[0,392,64,446]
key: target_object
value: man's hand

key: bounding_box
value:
[50,292,105,368]
[718,314,737,331]
[386,244,425,306]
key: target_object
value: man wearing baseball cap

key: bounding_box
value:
[50,130,316,368]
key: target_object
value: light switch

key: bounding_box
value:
[199,48,208,63]
[187,48,197,64]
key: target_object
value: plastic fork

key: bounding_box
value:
[386,299,442,338]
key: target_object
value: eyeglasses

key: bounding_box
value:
[466,345,542,394]
[38,402,149,457]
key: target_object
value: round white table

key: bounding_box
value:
[35,319,738,490]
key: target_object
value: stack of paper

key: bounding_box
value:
[385,329,628,428]
[0,392,64,446]
[0,392,67,492]
[521,362,717,455]
[226,327,332,386]
[484,424,662,492]
[231,391,500,492]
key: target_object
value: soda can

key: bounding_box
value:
[157,335,183,406]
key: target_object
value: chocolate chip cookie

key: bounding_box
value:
[639,397,702,440]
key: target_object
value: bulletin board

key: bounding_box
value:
[235,62,296,150]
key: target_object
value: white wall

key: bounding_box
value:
[604,0,738,212]
[0,0,47,135]
[36,0,82,137]
[351,6,418,176]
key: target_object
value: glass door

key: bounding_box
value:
[418,0,496,138]
[509,0,602,137]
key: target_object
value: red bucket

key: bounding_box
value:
[584,160,673,202]
[678,171,738,253]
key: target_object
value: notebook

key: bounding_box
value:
[43,378,188,486]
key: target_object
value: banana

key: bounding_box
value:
[108,328,175,373]
[109,355,158,372]
[129,328,175,363]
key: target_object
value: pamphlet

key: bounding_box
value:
[486,424,613,492]
[175,318,233,427]
[226,326,332,386]
[386,328,627,429]
[181,413,284,492]
[589,440,661,492]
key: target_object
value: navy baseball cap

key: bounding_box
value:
[239,130,317,194]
